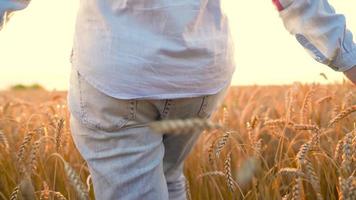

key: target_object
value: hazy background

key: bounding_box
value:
[0,0,355,90]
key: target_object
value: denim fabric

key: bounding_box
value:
[67,68,229,200]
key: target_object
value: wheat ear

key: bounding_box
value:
[224,152,235,192]
[39,181,50,200]
[63,161,89,200]
[279,168,305,179]
[214,131,231,158]
[291,177,303,200]
[316,96,332,104]
[9,185,19,200]
[264,119,293,128]
[207,141,216,165]
[300,89,315,124]
[342,176,356,200]
[55,118,65,152]
[296,141,312,167]
[51,153,89,200]
[0,129,9,151]
[17,131,34,164]
[29,139,41,174]
[196,171,226,180]
[149,118,222,135]
[185,178,192,200]
[335,139,344,164]
[328,105,356,128]
[341,131,353,176]
[304,159,323,200]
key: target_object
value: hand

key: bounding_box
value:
[343,66,356,85]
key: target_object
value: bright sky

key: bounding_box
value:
[0,0,355,90]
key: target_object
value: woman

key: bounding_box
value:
[1,0,355,199]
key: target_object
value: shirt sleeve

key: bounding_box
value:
[0,0,29,30]
[273,0,356,72]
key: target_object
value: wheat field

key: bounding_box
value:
[0,83,355,200]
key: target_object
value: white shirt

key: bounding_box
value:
[1,0,356,99]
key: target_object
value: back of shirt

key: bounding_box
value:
[72,0,235,99]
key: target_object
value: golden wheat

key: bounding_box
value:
[328,105,356,128]
[1,83,355,200]
[224,152,235,192]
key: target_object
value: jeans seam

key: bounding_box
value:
[197,95,208,118]
[78,72,101,129]
[129,100,137,120]
[77,71,87,121]
[161,99,173,119]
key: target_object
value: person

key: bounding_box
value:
[1,0,355,199]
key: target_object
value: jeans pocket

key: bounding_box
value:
[198,85,229,119]
[68,69,136,132]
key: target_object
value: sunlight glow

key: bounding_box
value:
[0,0,355,90]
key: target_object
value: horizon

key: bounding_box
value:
[2,80,351,92]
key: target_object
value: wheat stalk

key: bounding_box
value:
[335,139,344,164]
[282,193,290,200]
[222,107,229,128]
[55,118,65,152]
[279,168,305,178]
[296,141,312,167]
[341,131,353,176]
[247,115,259,143]
[304,159,323,200]
[214,131,231,158]
[86,175,92,193]
[53,192,67,200]
[185,178,192,200]
[196,171,226,180]
[253,138,263,157]
[353,135,356,163]
[149,118,222,135]
[224,152,235,192]
[264,119,293,128]
[0,129,9,151]
[339,177,349,200]
[343,91,354,109]
[247,115,259,130]
[9,185,19,200]
[286,89,297,123]
[316,96,332,104]
[328,105,356,128]
[50,153,89,200]
[291,177,303,200]
[207,141,215,165]
[39,182,50,200]
[300,89,315,124]
[63,161,89,200]
[17,131,34,164]
[29,139,41,174]
[332,104,341,119]
[294,124,321,146]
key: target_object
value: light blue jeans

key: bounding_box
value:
[67,68,229,200]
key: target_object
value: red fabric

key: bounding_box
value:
[272,0,284,11]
